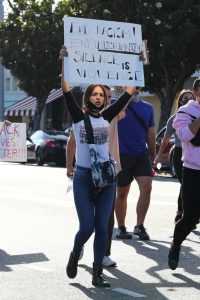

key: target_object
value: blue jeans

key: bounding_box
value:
[73,166,115,264]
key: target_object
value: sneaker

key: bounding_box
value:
[102,256,117,267]
[79,247,84,260]
[116,226,132,239]
[168,242,181,270]
[133,225,150,240]
[66,250,80,278]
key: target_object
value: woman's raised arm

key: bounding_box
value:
[60,46,70,92]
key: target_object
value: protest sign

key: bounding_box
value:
[64,17,144,87]
[0,123,27,162]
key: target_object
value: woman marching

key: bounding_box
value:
[154,90,194,223]
[60,46,139,287]
[168,77,200,270]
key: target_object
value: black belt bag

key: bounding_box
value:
[178,111,200,147]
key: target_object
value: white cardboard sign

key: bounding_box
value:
[64,17,144,87]
[0,123,27,162]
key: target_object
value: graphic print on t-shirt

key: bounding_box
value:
[79,125,108,145]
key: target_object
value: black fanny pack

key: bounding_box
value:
[178,111,200,146]
[190,129,200,146]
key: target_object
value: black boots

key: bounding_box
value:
[66,254,110,287]
[92,263,110,287]
[66,250,80,278]
[168,242,181,270]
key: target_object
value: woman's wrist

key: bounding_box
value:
[62,79,70,92]
[125,86,137,95]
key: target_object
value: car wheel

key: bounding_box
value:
[36,149,44,166]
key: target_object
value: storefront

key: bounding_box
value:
[4,88,82,131]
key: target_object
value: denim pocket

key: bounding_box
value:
[74,166,92,185]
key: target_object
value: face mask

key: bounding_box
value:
[86,101,105,113]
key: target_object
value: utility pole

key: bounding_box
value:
[0,0,4,121]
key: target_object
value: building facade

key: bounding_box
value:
[4,68,27,108]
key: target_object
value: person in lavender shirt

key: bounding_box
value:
[168,77,200,270]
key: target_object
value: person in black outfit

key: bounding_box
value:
[168,78,200,270]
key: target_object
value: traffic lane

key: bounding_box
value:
[0,162,199,300]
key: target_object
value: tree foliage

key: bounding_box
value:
[0,0,63,129]
[56,0,200,130]
[138,0,200,129]
[0,0,200,130]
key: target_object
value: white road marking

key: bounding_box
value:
[22,264,53,272]
[112,287,147,298]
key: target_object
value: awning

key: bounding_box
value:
[4,88,63,117]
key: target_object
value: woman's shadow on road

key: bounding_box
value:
[122,237,200,289]
[68,224,200,299]
[0,248,49,272]
[70,261,169,300]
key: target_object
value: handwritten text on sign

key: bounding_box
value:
[0,123,27,162]
[64,17,144,86]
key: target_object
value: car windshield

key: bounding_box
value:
[30,130,68,140]
[44,130,68,136]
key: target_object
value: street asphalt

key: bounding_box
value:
[0,162,199,300]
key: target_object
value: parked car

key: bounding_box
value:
[156,127,176,177]
[26,130,69,166]
[65,127,72,136]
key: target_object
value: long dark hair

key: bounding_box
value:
[176,89,194,110]
[83,84,107,109]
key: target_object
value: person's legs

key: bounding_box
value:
[173,147,183,183]
[115,151,152,240]
[173,168,200,245]
[115,161,134,238]
[132,152,153,240]
[103,187,117,267]
[93,183,115,265]
[168,167,200,270]
[135,176,152,226]
[66,166,95,278]
[177,185,183,215]
[115,184,131,228]
[105,198,115,257]
[174,186,183,223]
[115,183,132,239]
[132,176,152,240]
[173,147,183,220]
[73,170,95,252]
[92,183,115,287]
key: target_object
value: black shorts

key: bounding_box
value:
[117,151,153,187]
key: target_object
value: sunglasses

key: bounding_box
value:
[179,96,194,105]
